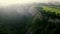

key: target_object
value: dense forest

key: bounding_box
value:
[0,3,59,34]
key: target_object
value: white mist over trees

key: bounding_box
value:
[0,3,40,24]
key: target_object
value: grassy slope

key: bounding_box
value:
[42,6,60,14]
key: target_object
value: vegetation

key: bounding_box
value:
[42,6,60,14]
[0,5,59,34]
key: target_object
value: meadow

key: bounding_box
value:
[42,6,60,14]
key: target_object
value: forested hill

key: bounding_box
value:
[0,3,58,34]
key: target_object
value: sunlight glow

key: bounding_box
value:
[0,0,48,6]
[0,0,60,6]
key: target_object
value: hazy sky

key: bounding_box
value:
[0,0,60,6]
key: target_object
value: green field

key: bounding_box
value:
[42,6,60,14]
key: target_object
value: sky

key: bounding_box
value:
[0,0,60,6]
